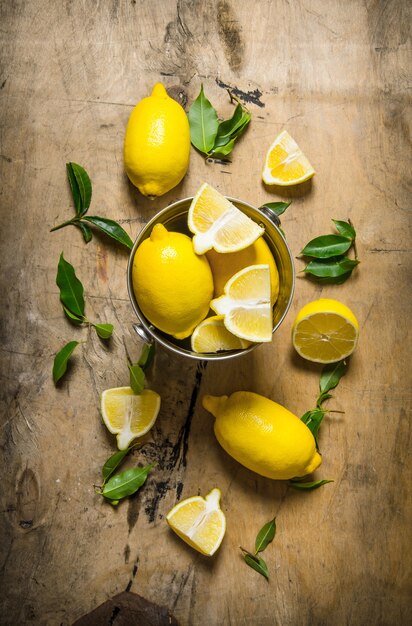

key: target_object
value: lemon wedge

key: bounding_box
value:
[166,488,226,556]
[191,315,252,353]
[188,183,264,254]
[101,387,161,450]
[262,130,315,186]
[210,264,272,343]
[292,298,359,363]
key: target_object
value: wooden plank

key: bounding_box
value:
[1,1,411,625]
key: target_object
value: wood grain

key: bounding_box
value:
[1,1,411,625]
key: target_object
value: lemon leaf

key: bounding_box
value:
[188,84,219,154]
[301,234,353,259]
[138,343,156,371]
[83,216,133,250]
[56,253,85,318]
[319,359,348,395]
[255,517,276,554]
[102,448,131,483]
[129,364,145,394]
[102,464,155,501]
[332,219,356,240]
[241,548,269,581]
[69,162,92,216]
[300,409,326,440]
[52,340,79,384]
[304,257,359,279]
[259,201,291,217]
[93,323,113,340]
[76,221,93,243]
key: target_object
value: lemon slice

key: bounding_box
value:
[166,488,226,556]
[188,183,264,254]
[262,130,315,186]
[191,315,252,353]
[210,264,272,342]
[292,298,359,363]
[101,387,161,450]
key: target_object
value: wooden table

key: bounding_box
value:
[1,2,411,624]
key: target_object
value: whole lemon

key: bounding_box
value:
[124,83,190,197]
[132,224,213,339]
[206,237,279,302]
[202,391,321,480]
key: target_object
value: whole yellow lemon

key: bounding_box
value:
[202,391,321,480]
[132,224,213,339]
[206,237,279,303]
[124,83,190,197]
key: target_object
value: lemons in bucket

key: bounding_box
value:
[132,224,213,339]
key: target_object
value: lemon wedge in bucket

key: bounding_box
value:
[210,264,272,342]
[101,387,161,450]
[188,183,264,254]
[191,315,252,353]
[166,488,226,556]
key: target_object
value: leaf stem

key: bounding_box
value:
[50,217,79,232]
[348,218,358,259]
[227,89,249,112]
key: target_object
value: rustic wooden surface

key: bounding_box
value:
[1,1,411,625]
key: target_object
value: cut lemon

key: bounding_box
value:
[292,298,359,363]
[191,315,252,353]
[210,264,272,343]
[166,488,226,556]
[262,130,315,186]
[101,387,161,450]
[188,182,264,254]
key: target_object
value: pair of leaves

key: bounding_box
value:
[128,344,156,394]
[188,85,251,159]
[294,360,348,490]
[241,517,276,581]
[99,445,154,505]
[51,163,133,249]
[53,253,113,383]
[300,219,359,284]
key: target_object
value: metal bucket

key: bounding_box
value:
[127,197,295,361]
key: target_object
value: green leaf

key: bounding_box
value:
[289,479,333,491]
[209,137,236,158]
[259,201,291,217]
[212,106,251,151]
[319,360,348,395]
[316,392,333,408]
[304,257,359,278]
[56,253,85,318]
[255,517,276,554]
[102,464,154,501]
[212,104,244,148]
[311,270,354,285]
[93,323,113,339]
[62,305,84,326]
[301,234,353,258]
[82,216,133,249]
[69,162,92,216]
[76,221,93,243]
[300,409,326,440]
[102,448,131,483]
[129,364,145,394]
[138,343,155,371]
[241,549,269,581]
[66,163,82,216]
[53,340,79,383]
[188,84,219,154]
[332,219,356,240]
